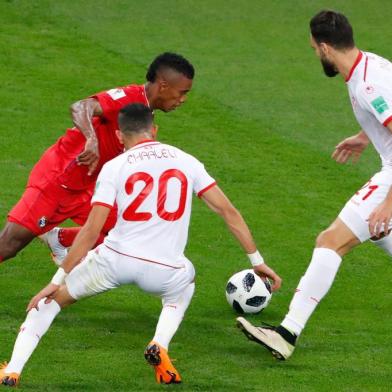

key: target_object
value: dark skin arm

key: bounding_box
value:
[70,98,103,175]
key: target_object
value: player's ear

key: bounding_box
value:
[158,78,169,93]
[115,129,124,144]
[319,42,330,56]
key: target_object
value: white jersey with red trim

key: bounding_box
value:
[91,140,216,267]
[346,51,392,168]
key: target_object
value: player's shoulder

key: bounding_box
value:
[363,52,392,83]
[162,142,201,162]
[354,52,392,98]
[101,149,129,172]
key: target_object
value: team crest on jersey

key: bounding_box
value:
[371,96,389,114]
[107,88,126,100]
[38,216,47,228]
[365,85,375,94]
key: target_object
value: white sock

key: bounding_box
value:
[152,283,195,350]
[6,299,61,374]
[371,233,392,256]
[281,248,342,336]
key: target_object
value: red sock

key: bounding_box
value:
[58,227,81,247]
[0,255,4,264]
[58,228,106,248]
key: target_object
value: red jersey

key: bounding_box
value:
[39,84,149,190]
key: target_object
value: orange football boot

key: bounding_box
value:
[0,362,20,387]
[144,342,181,384]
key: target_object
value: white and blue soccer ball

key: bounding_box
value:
[226,269,272,314]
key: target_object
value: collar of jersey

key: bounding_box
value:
[131,139,159,149]
[345,51,363,82]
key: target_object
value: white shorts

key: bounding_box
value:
[65,245,195,303]
[339,169,392,242]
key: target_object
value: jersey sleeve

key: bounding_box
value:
[91,87,137,123]
[357,83,392,127]
[190,157,217,197]
[91,162,117,208]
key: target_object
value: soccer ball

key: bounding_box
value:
[225,269,272,314]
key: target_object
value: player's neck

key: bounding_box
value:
[336,47,361,80]
[123,133,154,150]
[144,82,157,109]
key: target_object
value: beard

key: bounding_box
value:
[321,57,338,77]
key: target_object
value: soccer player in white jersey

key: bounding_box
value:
[0,104,281,387]
[237,10,392,360]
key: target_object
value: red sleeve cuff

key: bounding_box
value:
[197,182,217,198]
[91,201,113,209]
[90,93,112,117]
[383,115,392,127]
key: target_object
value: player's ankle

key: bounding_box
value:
[276,325,298,346]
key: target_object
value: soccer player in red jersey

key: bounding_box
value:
[0,52,194,264]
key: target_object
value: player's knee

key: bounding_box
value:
[0,226,34,261]
[315,229,340,250]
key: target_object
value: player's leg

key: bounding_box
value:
[238,171,390,359]
[104,246,195,384]
[1,249,118,386]
[142,258,195,384]
[238,217,359,360]
[1,286,75,386]
[0,222,36,263]
[144,281,194,385]
[2,176,73,264]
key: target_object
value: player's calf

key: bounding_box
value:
[0,222,36,262]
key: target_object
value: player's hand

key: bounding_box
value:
[253,263,282,292]
[332,132,369,164]
[368,200,392,238]
[26,283,60,312]
[77,137,99,175]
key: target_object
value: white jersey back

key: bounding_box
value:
[346,51,392,168]
[91,140,216,268]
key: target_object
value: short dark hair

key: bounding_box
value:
[146,52,195,82]
[310,10,355,49]
[118,104,153,134]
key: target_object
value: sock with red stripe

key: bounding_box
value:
[152,283,195,350]
[58,227,80,247]
[6,299,61,374]
[59,228,105,248]
[281,248,342,336]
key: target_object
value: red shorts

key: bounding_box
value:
[8,161,116,236]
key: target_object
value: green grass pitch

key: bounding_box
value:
[1,1,391,391]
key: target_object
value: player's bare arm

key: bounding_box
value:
[27,205,110,312]
[70,98,103,175]
[61,204,110,272]
[332,130,370,164]
[201,185,282,291]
